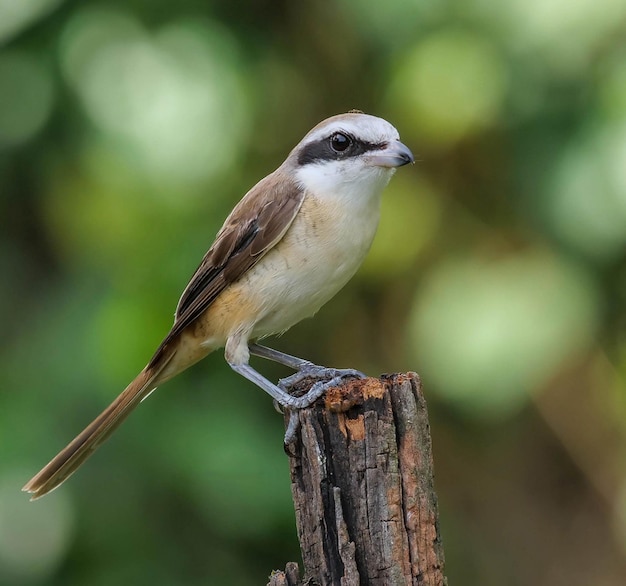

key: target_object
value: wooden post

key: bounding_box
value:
[268,372,447,586]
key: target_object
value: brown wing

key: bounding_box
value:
[147,170,305,367]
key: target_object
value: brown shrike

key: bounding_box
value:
[23,111,414,499]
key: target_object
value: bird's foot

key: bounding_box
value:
[279,365,366,392]
[278,365,366,447]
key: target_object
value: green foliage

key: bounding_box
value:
[2,1,625,584]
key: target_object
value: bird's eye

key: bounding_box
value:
[329,132,352,153]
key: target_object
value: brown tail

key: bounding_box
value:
[23,354,174,500]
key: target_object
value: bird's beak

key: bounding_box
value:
[367,140,415,168]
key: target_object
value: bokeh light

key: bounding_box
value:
[546,122,626,260]
[0,51,53,147]
[469,0,626,73]
[0,0,63,44]
[362,173,442,277]
[387,29,507,147]
[0,474,74,583]
[59,7,249,186]
[411,251,599,417]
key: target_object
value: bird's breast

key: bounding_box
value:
[249,191,381,336]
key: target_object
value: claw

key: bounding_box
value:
[272,399,284,414]
[283,410,300,446]
[276,365,367,447]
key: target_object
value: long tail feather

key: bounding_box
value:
[23,355,174,500]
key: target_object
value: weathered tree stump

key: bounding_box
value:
[268,372,447,586]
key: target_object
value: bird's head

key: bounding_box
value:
[285,111,414,202]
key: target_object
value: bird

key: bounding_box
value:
[23,110,414,500]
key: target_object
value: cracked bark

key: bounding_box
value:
[268,372,447,586]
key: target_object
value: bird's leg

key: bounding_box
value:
[249,343,366,390]
[228,362,330,410]
[248,343,313,370]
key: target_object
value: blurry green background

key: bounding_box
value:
[1,0,626,584]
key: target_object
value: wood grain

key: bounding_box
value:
[269,372,447,586]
